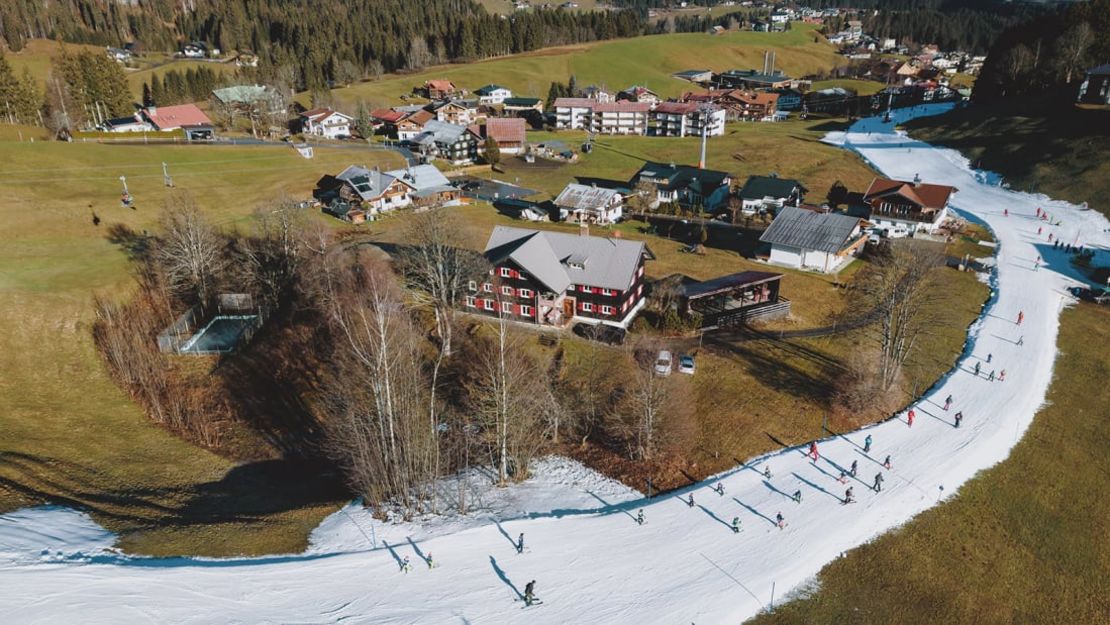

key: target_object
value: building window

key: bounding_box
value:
[482,282,493,293]
[601,288,614,297]
[500,267,513,278]
[501,285,514,297]
[483,299,495,311]
[468,280,477,292]
[465,296,476,308]
[521,305,533,317]
[581,302,594,313]
[519,288,533,299]
[601,305,614,315]
[567,284,575,291]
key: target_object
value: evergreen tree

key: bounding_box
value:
[150,76,164,107]
[142,82,154,108]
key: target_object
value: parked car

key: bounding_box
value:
[572,322,626,345]
[654,350,673,376]
[678,354,696,375]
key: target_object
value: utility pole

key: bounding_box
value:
[162,162,174,187]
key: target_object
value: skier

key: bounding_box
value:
[401,556,411,574]
[1003,208,1008,217]
[776,512,785,529]
[809,441,819,462]
[907,408,915,427]
[999,369,1007,382]
[883,455,892,470]
[989,370,996,381]
[715,482,725,496]
[1034,257,1040,272]
[1048,233,1053,242]
[943,394,953,411]
[954,412,963,428]
[731,517,741,534]
[427,553,435,569]
[517,533,525,554]
[974,361,981,376]
[763,466,772,480]
[792,490,802,503]
[636,509,645,525]
[863,435,872,453]
[873,473,884,492]
[850,459,859,477]
[524,580,537,606]
[844,487,854,504]
[1037,226,1042,235]
[987,353,993,364]
[687,493,696,508]
[1017,311,1024,325]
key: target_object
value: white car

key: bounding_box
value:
[654,350,673,376]
[678,355,696,375]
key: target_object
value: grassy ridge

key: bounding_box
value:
[748,302,1110,625]
[319,25,835,109]
[904,98,1110,218]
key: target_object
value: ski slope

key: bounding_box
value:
[2,104,1107,625]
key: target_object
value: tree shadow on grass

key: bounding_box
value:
[104,223,155,262]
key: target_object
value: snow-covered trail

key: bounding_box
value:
[2,104,1107,625]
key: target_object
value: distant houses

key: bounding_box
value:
[422,79,460,99]
[475,84,513,105]
[102,104,214,141]
[410,120,481,165]
[630,162,732,211]
[649,101,726,137]
[760,206,867,273]
[475,225,652,328]
[553,98,651,135]
[860,176,957,235]
[737,175,807,214]
[554,184,624,224]
[298,108,353,139]
[317,163,460,223]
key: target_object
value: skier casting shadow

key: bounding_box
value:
[382,540,405,572]
[732,497,778,527]
[761,479,795,501]
[489,556,523,601]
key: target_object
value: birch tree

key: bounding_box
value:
[155,194,229,304]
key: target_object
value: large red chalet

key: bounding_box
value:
[472,226,653,328]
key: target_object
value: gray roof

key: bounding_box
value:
[413,120,472,146]
[336,165,399,201]
[553,184,621,210]
[739,175,806,200]
[759,206,863,254]
[484,226,648,293]
[385,164,450,192]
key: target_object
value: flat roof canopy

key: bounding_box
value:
[681,271,782,301]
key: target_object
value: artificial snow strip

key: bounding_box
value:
[1,104,1106,625]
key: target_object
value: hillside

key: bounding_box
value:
[316,25,836,109]
[903,98,1110,217]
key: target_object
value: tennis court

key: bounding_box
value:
[178,315,259,354]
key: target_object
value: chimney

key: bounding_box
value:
[913,173,921,186]
[580,222,589,237]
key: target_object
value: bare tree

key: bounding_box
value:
[407,37,433,71]
[1054,22,1094,84]
[470,316,558,485]
[626,179,658,215]
[857,241,948,392]
[318,255,438,516]
[624,348,672,461]
[154,193,229,304]
[242,196,306,304]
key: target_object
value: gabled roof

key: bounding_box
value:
[483,118,526,144]
[413,120,474,146]
[738,175,806,200]
[425,79,456,91]
[593,101,651,113]
[483,226,649,292]
[633,162,730,194]
[554,184,621,210]
[503,97,542,106]
[759,206,864,254]
[335,165,401,201]
[724,90,779,106]
[863,177,956,211]
[475,84,510,95]
[144,104,212,129]
[370,108,407,123]
[301,107,352,122]
[400,109,434,126]
[653,101,700,115]
[553,97,597,108]
[384,164,454,197]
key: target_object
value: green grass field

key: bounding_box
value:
[749,301,1110,625]
[0,139,402,556]
[318,24,836,110]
